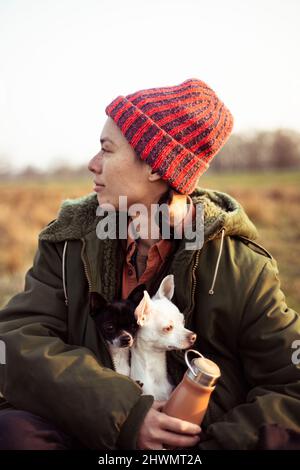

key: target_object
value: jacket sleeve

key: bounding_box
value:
[0,239,153,450]
[199,256,300,450]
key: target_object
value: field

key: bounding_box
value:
[0,170,299,312]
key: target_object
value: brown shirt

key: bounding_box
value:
[121,234,173,299]
[121,198,196,299]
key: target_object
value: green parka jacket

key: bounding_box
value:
[0,187,299,450]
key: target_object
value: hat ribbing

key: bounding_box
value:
[105,78,233,194]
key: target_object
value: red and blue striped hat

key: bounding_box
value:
[105,78,233,194]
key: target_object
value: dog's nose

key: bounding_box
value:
[120,334,132,347]
[188,333,197,344]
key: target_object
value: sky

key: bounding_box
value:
[0,0,300,171]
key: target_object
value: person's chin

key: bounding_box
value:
[97,196,118,211]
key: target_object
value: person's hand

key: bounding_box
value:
[137,401,201,450]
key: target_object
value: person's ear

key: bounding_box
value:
[148,167,161,182]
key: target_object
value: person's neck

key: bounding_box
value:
[129,190,191,252]
[132,212,161,253]
[136,236,158,253]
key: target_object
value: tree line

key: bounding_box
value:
[211,129,300,172]
[1,129,300,180]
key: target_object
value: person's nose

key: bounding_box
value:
[88,151,103,174]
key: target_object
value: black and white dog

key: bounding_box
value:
[90,284,146,375]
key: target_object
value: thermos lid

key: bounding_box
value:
[185,350,221,387]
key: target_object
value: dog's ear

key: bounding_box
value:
[134,291,152,326]
[153,274,174,300]
[128,283,147,306]
[89,292,108,317]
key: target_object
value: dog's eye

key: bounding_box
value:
[163,324,174,333]
[104,324,115,332]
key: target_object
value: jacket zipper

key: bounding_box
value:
[80,238,92,293]
[80,237,116,372]
[189,249,201,317]
[185,226,224,316]
[173,249,201,366]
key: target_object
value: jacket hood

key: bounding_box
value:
[39,187,258,243]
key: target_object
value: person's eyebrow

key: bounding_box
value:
[100,137,116,147]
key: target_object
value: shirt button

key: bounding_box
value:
[128,268,133,276]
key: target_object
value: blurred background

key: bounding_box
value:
[0,0,299,310]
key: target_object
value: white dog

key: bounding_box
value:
[130,274,197,401]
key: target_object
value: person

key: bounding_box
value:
[0,78,299,450]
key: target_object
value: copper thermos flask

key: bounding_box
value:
[163,350,221,425]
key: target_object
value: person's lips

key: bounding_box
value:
[93,181,105,192]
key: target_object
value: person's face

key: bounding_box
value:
[88,117,168,210]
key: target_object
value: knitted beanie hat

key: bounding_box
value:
[105,78,233,194]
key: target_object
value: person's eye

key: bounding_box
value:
[101,147,111,154]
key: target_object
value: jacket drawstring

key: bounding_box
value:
[208,228,225,295]
[62,240,68,306]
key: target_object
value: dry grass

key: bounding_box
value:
[0,171,299,312]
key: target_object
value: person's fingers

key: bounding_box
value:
[159,413,201,435]
[157,430,201,448]
[137,408,167,450]
[137,407,201,450]
[138,431,200,451]
[144,442,165,450]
